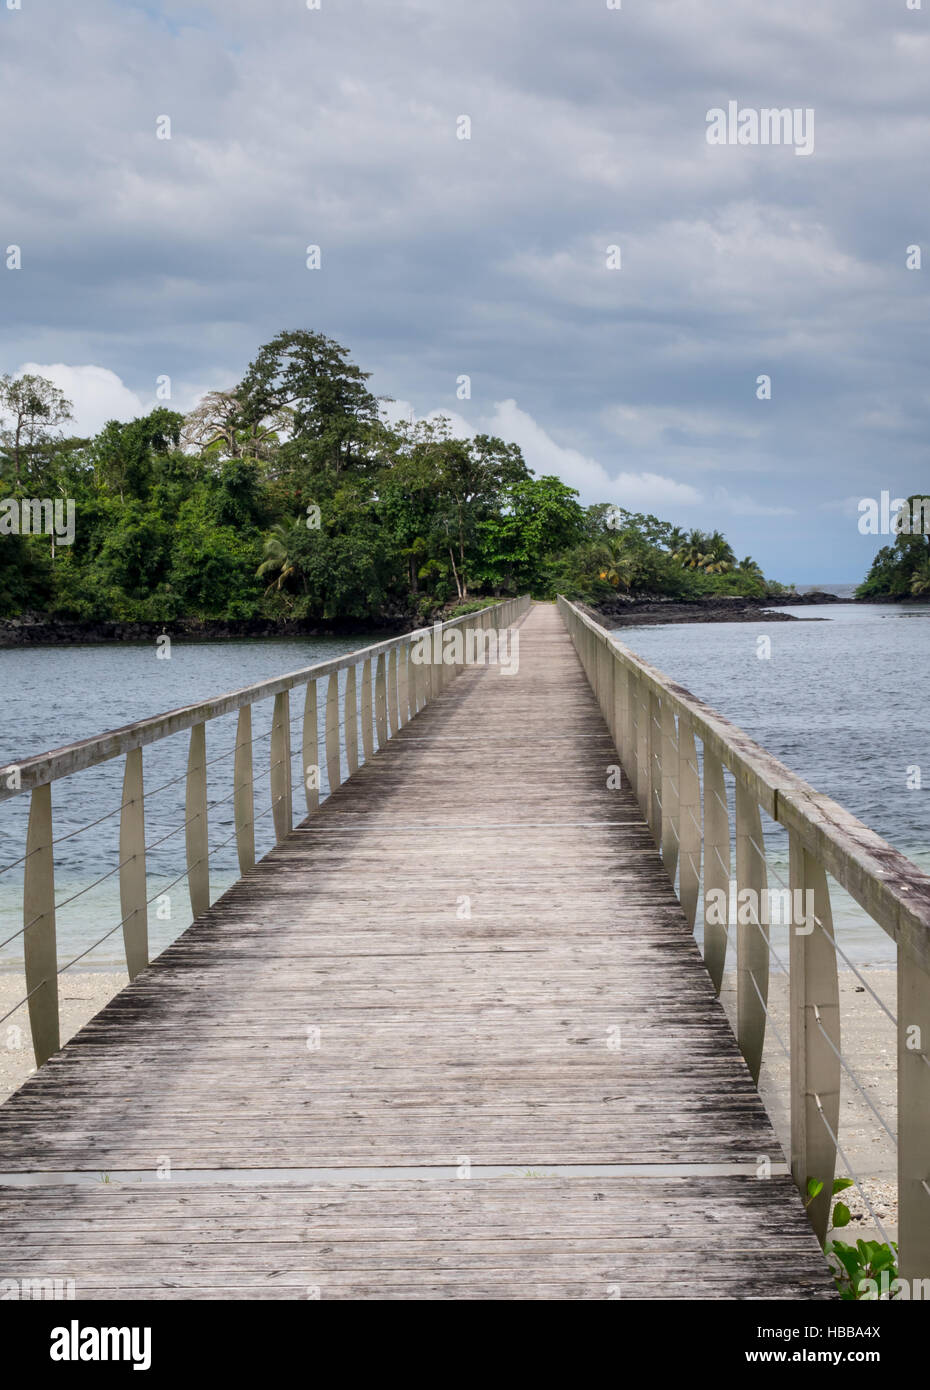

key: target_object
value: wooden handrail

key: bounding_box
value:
[0,604,525,800]
[557,593,930,1282]
[2,596,531,1077]
[557,596,930,964]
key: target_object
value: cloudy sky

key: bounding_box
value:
[3,0,929,582]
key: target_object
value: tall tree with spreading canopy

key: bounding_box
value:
[0,373,74,479]
[235,330,381,474]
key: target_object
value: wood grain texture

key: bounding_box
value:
[0,604,833,1300]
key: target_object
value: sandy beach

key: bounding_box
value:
[0,971,127,1103]
[721,969,898,1247]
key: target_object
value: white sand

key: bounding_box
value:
[721,969,898,1245]
[0,971,127,1101]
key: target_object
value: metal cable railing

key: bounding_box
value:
[0,596,531,1073]
[559,591,930,1278]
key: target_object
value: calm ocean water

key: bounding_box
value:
[611,596,930,965]
[1,596,927,970]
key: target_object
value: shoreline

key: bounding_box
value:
[0,613,415,648]
[583,593,841,629]
[3,592,924,646]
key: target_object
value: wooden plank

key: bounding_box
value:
[0,603,832,1301]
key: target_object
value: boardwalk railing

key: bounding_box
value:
[0,597,530,1073]
[558,594,930,1279]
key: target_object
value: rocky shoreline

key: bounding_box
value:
[585,591,842,629]
[0,591,852,645]
[0,612,415,648]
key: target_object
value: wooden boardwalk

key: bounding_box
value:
[0,604,834,1299]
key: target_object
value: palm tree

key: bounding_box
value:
[910,558,930,596]
[256,519,308,595]
[737,556,764,579]
[673,528,735,574]
[595,538,635,591]
[703,530,736,574]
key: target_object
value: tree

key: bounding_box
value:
[181,390,291,463]
[0,373,73,479]
[475,475,586,594]
[91,408,183,501]
[394,420,529,598]
[673,528,735,574]
[235,330,380,473]
[376,449,443,596]
[857,496,930,598]
[595,536,636,592]
[256,519,309,597]
[911,558,930,596]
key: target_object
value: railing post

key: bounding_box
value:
[23,783,59,1067]
[270,690,293,842]
[453,622,464,679]
[789,833,840,1244]
[677,715,701,931]
[325,672,341,793]
[302,682,319,814]
[388,647,400,733]
[596,636,607,719]
[660,701,679,884]
[398,644,410,724]
[439,625,451,689]
[735,782,768,1082]
[340,667,355,778]
[702,748,729,993]
[898,946,930,1279]
[345,665,359,776]
[185,722,209,919]
[625,668,638,801]
[235,703,256,870]
[648,689,661,844]
[613,658,628,768]
[361,659,374,759]
[375,653,388,745]
[633,673,647,818]
[119,747,148,980]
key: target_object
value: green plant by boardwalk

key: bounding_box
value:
[805,1176,900,1299]
[0,328,795,629]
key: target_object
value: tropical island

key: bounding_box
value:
[856,501,930,600]
[0,329,922,640]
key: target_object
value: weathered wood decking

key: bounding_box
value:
[0,604,834,1299]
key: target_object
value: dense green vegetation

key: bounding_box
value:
[0,331,788,624]
[856,496,930,598]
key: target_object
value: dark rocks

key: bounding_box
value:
[0,612,415,648]
[584,593,839,629]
